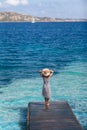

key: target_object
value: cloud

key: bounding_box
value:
[21,0,28,5]
[0,2,2,7]
[5,0,20,6]
[2,0,29,6]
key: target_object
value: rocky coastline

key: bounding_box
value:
[0,12,87,22]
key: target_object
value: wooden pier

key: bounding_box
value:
[27,101,83,130]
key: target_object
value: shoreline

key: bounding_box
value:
[0,21,87,23]
[0,12,87,23]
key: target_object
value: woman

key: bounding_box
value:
[40,68,54,109]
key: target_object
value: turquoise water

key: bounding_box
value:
[0,22,87,130]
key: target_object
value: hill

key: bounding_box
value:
[0,12,87,22]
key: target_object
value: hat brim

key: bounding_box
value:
[42,73,50,76]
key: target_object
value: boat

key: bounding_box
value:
[32,17,35,23]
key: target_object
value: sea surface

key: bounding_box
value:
[0,22,87,130]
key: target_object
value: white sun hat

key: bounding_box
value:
[41,68,53,77]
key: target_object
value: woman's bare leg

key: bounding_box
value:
[45,98,50,109]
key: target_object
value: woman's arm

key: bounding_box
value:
[39,70,43,77]
[49,70,54,77]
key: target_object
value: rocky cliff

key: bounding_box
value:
[0,12,87,22]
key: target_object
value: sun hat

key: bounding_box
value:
[41,68,53,77]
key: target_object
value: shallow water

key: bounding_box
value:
[0,22,87,130]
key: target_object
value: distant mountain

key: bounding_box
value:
[0,12,87,22]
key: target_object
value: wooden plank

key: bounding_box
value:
[27,101,84,130]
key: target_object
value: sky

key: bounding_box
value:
[0,0,87,18]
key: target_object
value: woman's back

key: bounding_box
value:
[42,77,51,98]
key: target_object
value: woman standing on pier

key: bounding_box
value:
[40,68,54,109]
